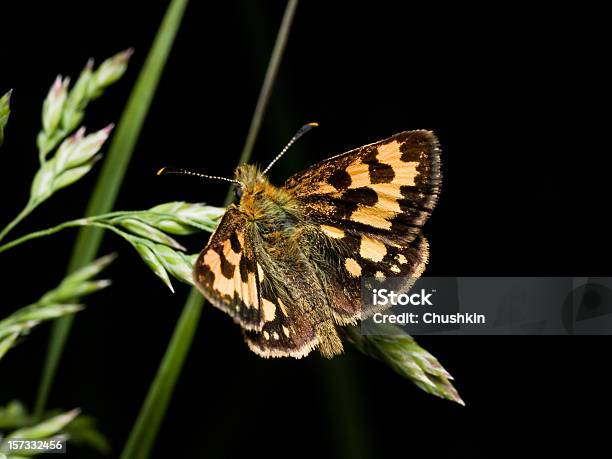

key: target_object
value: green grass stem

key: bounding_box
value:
[119,2,299,458]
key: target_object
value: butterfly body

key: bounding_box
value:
[193,130,441,359]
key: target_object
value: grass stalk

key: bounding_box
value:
[319,355,372,459]
[119,2,299,458]
[0,203,36,243]
[237,0,299,166]
[0,218,88,254]
[35,0,189,418]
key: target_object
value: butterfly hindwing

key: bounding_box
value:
[314,227,430,324]
[242,243,337,358]
[193,207,263,331]
[243,293,318,359]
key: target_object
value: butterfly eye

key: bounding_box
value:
[234,186,244,200]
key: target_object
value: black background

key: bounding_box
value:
[1,1,609,457]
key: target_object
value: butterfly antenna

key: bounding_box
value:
[262,122,319,175]
[157,167,243,186]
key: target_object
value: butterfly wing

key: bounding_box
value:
[193,206,263,331]
[241,232,339,358]
[193,206,322,358]
[314,232,430,324]
[284,130,441,244]
[283,130,441,323]
[193,205,335,358]
[242,285,318,359]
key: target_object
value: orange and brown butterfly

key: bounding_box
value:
[160,124,441,359]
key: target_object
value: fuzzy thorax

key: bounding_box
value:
[234,164,300,221]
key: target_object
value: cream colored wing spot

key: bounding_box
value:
[376,140,401,160]
[390,265,401,273]
[222,239,241,265]
[360,236,387,262]
[350,205,393,230]
[246,272,258,309]
[375,271,386,279]
[257,263,264,281]
[236,271,248,306]
[371,182,403,198]
[390,164,418,187]
[261,299,276,322]
[345,258,362,277]
[376,140,419,187]
[321,224,345,239]
[202,248,220,272]
[272,331,280,340]
[203,249,235,297]
[396,254,408,264]
[344,158,370,188]
[263,331,270,340]
[282,325,291,337]
[371,183,402,213]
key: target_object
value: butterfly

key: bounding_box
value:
[164,124,441,359]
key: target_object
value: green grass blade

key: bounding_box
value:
[119,2,299,458]
[237,0,300,166]
[0,89,11,147]
[318,355,372,459]
[119,288,202,459]
[35,0,189,418]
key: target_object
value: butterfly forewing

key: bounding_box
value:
[193,208,263,331]
[284,130,441,246]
